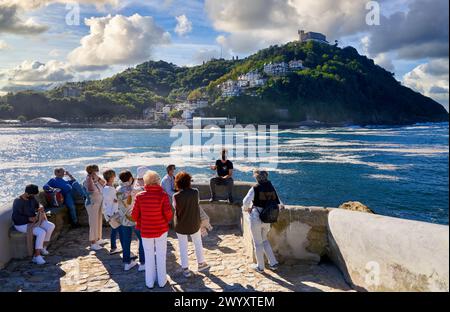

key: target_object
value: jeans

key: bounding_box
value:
[15,221,55,250]
[247,209,278,270]
[176,229,205,269]
[210,177,234,201]
[110,227,119,250]
[142,232,168,288]
[63,181,84,224]
[120,226,145,264]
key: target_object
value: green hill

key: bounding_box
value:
[0,41,448,125]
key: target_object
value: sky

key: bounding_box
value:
[0,0,448,110]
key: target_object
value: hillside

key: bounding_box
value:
[0,41,448,125]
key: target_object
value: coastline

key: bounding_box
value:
[1,121,448,130]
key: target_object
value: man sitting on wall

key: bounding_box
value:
[43,167,84,228]
[209,148,234,203]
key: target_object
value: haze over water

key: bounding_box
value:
[0,123,448,225]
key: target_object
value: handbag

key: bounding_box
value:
[108,212,122,229]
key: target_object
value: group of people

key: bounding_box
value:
[12,149,284,288]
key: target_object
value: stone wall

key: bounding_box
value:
[327,209,449,292]
[241,206,331,264]
[0,204,13,269]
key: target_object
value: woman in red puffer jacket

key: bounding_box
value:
[132,170,173,289]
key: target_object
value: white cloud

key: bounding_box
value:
[403,59,449,110]
[1,60,74,84]
[374,53,395,72]
[205,0,369,54]
[174,14,192,36]
[68,14,171,70]
[0,0,118,35]
[0,40,10,49]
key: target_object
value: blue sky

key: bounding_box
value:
[0,0,448,109]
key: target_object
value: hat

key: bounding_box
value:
[25,184,39,195]
[136,166,150,179]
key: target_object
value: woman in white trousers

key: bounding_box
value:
[132,171,173,289]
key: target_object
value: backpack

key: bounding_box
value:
[258,200,280,223]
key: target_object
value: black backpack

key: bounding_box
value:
[254,182,280,223]
[258,200,280,223]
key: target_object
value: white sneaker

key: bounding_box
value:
[41,248,49,256]
[90,243,103,251]
[96,239,108,245]
[138,263,146,272]
[32,255,46,265]
[124,260,138,271]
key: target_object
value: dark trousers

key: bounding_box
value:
[113,225,145,264]
[210,177,234,200]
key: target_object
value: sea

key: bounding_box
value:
[0,122,448,225]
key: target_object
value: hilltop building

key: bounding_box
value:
[298,30,328,44]
[237,71,266,88]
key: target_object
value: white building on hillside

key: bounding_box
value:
[289,60,304,70]
[264,62,289,76]
[220,80,241,97]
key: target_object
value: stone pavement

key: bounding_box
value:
[0,226,353,292]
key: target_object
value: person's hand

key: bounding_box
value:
[38,206,45,213]
[210,165,215,170]
[29,216,37,223]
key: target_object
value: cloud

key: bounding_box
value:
[68,14,171,70]
[0,39,10,49]
[366,0,449,60]
[0,60,74,84]
[174,14,192,36]
[403,59,449,110]
[205,0,369,54]
[192,48,221,64]
[374,53,395,72]
[0,3,48,34]
[0,1,119,35]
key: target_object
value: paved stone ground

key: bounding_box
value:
[0,226,353,292]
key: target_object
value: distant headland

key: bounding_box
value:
[1,32,448,126]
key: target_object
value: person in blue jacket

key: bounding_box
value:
[44,167,85,228]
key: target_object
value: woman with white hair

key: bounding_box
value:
[132,170,173,289]
[242,170,284,273]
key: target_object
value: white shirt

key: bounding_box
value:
[102,186,119,217]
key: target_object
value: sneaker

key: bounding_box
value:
[110,248,122,255]
[138,263,146,272]
[41,248,49,256]
[124,261,138,271]
[90,243,103,251]
[182,268,193,278]
[198,262,210,272]
[32,255,46,265]
[96,239,108,245]
[250,264,264,273]
[269,263,279,271]
[209,197,217,203]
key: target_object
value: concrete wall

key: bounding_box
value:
[193,182,254,201]
[0,204,13,269]
[242,206,331,264]
[327,209,449,292]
